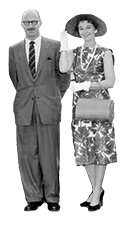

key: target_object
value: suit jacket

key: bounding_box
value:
[9,36,70,125]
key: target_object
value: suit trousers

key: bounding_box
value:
[16,100,60,203]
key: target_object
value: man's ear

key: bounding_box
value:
[21,20,24,28]
[39,19,42,28]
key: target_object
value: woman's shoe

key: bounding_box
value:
[81,191,104,210]
[88,203,101,211]
[80,201,90,207]
[100,191,104,201]
[100,191,108,201]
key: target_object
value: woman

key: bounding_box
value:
[59,14,117,211]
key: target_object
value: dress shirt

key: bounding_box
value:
[25,35,41,70]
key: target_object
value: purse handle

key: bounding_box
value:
[97,81,110,99]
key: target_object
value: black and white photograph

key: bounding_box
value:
[1,0,121,224]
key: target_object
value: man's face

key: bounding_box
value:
[21,10,42,40]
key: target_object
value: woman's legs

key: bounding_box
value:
[90,165,106,206]
[85,164,106,205]
[85,165,95,202]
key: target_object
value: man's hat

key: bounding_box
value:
[65,14,107,38]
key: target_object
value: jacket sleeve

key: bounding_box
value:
[55,42,70,98]
[9,47,18,90]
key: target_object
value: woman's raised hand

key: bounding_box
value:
[56,31,68,51]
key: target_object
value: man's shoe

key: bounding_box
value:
[47,202,60,212]
[24,200,44,211]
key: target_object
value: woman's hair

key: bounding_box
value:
[77,18,98,31]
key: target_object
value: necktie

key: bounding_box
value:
[29,41,36,80]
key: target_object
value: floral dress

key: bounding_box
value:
[71,45,117,166]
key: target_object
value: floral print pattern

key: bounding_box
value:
[72,46,117,166]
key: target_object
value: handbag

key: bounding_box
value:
[75,82,114,122]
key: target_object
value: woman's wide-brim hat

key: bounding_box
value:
[65,14,107,38]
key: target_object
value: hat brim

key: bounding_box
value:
[65,14,107,38]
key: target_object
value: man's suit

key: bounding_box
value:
[9,36,70,203]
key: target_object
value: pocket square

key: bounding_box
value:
[47,57,52,60]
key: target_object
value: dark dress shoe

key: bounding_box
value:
[47,202,60,212]
[80,201,90,208]
[24,200,44,211]
[100,191,109,201]
[81,191,105,207]
[88,203,101,211]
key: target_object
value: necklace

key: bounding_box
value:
[80,44,98,71]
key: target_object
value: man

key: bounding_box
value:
[9,9,70,212]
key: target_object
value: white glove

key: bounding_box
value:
[60,30,68,51]
[70,81,91,92]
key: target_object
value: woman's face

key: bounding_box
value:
[78,20,96,41]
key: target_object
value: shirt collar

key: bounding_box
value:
[26,35,41,46]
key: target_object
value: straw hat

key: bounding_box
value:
[65,14,107,38]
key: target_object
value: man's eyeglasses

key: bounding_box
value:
[23,20,39,26]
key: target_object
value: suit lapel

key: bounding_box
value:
[18,37,50,81]
[36,36,49,77]
[18,40,33,80]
